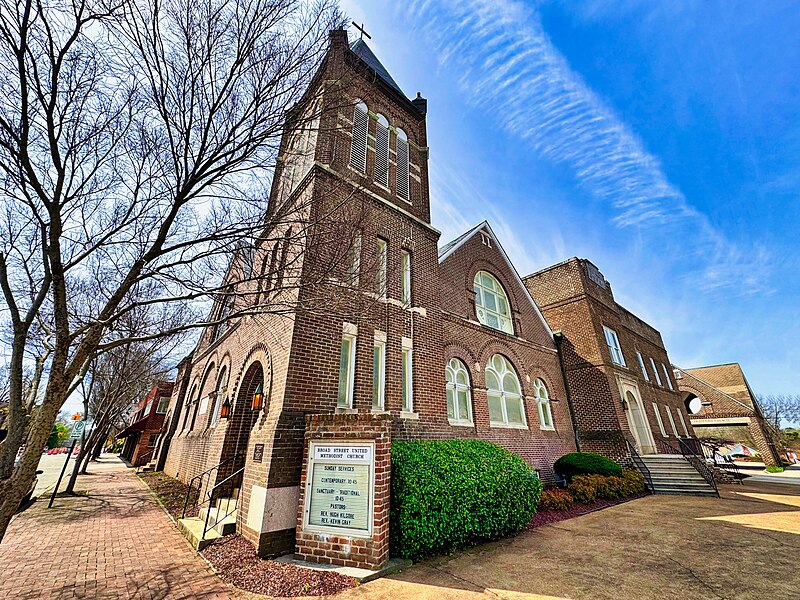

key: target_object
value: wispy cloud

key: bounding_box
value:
[402,0,772,294]
[429,160,566,274]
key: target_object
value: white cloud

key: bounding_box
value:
[402,0,772,295]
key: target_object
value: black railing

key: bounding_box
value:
[201,466,245,540]
[625,439,654,493]
[660,437,719,497]
[181,453,244,519]
[135,448,156,469]
[698,441,744,484]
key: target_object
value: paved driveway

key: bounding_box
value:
[0,455,234,600]
[340,481,800,600]
[3,458,799,600]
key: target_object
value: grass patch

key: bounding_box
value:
[139,471,198,519]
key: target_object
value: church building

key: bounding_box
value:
[155,29,702,560]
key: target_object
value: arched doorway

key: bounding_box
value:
[625,390,656,454]
[215,361,267,493]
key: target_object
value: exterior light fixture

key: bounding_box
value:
[220,397,231,419]
[251,383,264,411]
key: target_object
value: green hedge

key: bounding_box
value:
[390,440,541,561]
[554,452,622,480]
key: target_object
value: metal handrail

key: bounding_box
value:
[202,466,245,539]
[135,448,156,470]
[698,440,743,484]
[660,437,720,497]
[181,453,244,518]
[625,439,654,493]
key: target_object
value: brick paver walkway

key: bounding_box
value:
[0,455,235,599]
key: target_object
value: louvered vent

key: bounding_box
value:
[374,120,389,187]
[349,102,368,173]
[396,135,410,201]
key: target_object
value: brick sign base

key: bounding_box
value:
[296,413,391,570]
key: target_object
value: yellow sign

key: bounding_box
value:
[305,442,373,535]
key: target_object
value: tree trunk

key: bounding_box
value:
[0,381,66,541]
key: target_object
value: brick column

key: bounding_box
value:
[295,413,391,570]
[748,417,780,466]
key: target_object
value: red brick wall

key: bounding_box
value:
[525,258,696,460]
[295,414,391,569]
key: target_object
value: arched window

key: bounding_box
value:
[374,114,389,187]
[396,128,409,201]
[534,379,554,430]
[485,354,526,427]
[210,366,228,426]
[473,271,513,334]
[446,358,472,424]
[181,385,197,432]
[350,100,368,173]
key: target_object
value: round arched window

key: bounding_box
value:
[211,366,228,426]
[445,358,472,424]
[473,271,513,334]
[485,354,525,427]
[533,379,554,430]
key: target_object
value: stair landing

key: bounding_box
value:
[178,502,237,550]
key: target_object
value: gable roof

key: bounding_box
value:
[438,221,554,339]
[349,38,405,97]
[673,364,759,415]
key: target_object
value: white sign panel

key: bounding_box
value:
[313,445,373,463]
[304,442,374,536]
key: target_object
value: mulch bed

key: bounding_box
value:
[526,493,648,530]
[138,471,198,520]
[202,534,358,597]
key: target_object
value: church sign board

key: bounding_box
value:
[303,441,374,536]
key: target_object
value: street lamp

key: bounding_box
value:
[251,383,264,411]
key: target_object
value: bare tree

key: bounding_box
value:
[0,0,351,540]
[64,306,184,492]
[758,394,800,429]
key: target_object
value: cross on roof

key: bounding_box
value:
[352,21,371,40]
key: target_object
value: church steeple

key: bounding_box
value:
[348,38,407,98]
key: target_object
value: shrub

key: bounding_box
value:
[554,452,622,481]
[567,475,598,504]
[766,465,785,473]
[390,440,542,561]
[539,488,574,511]
[619,470,647,496]
[565,470,646,504]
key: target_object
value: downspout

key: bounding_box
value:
[554,331,580,452]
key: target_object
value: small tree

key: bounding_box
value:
[46,423,69,449]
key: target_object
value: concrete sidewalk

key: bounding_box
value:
[0,455,234,599]
[317,480,800,600]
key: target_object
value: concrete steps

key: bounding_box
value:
[641,454,718,497]
[177,499,237,550]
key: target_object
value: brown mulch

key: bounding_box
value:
[202,534,358,597]
[138,471,199,520]
[526,493,648,530]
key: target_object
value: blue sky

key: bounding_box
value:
[343,0,800,397]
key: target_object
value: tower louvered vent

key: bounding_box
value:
[374,115,389,186]
[350,101,368,173]
[396,131,409,201]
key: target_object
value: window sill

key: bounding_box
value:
[399,411,419,420]
[335,407,358,414]
[489,422,528,430]
[539,426,556,432]
[370,409,390,415]
[448,419,475,427]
